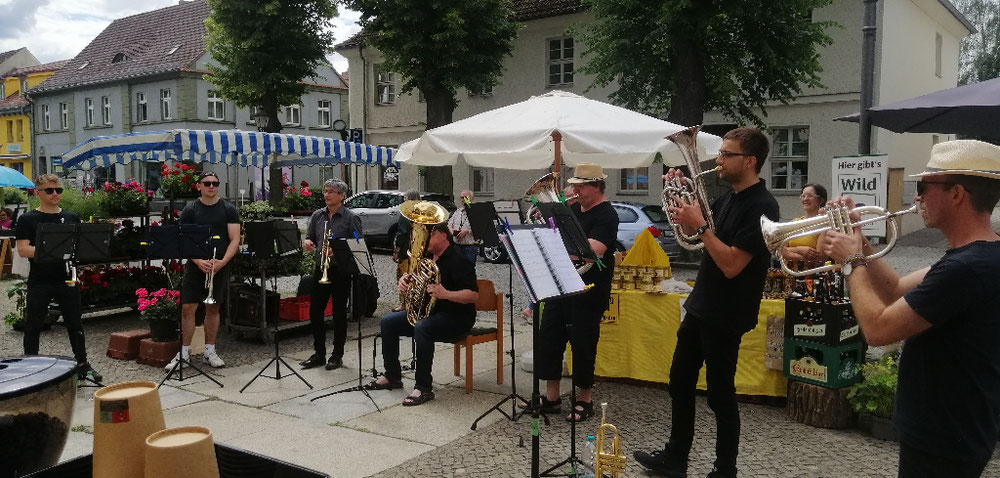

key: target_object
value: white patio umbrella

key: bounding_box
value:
[395,90,723,171]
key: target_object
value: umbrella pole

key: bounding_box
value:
[551,130,562,182]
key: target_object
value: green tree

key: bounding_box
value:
[954,0,1000,84]
[204,0,337,201]
[579,0,836,127]
[347,0,520,129]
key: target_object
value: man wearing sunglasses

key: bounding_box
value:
[165,171,240,371]
[15,174,102,382]
[821,140,1000,478]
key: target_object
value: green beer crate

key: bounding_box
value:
[782,337,866,389]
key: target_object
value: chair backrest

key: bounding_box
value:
[475,279,498,312]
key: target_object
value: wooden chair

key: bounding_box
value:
[453,279,504,393]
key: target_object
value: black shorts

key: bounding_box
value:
[181,260,231,304]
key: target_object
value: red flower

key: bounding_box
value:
[181,176,190,183]
[647,226,662,238]
[300,180,309,187]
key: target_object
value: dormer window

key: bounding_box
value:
[78,61,89,70]
[166,45,180,56]
[111,53,128,64]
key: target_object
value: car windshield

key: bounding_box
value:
[641,205,670,223]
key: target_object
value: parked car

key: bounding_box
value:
[611,201,687,261]
[344,190,456,246]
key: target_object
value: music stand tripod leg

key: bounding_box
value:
[240,318,313,393]
[159,357,223,389]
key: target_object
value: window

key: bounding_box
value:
[376,68,395,105]
[5,121,11,142]
[614,205,640,223]
[317,100,331,127]
[59,103,68,129]
[770,127,809,190]
[42,104,50,131]
[935,32,943,78]
[469,85,494,97]
[207,90,224,120]
[471,167,495,195]
[101,96,111,125]
[16,119,23,141]
[547,37,574,87]
[136,92,148,122]
[0,83,4,99]
[284,104,300,126]
[160,89,172,120]
[380,165,399,190]
[85,98,95,126]
[620,167,649,192]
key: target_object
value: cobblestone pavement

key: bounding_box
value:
[3,218,1000,477]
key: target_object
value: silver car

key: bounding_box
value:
[611,202,685,261]
[344,190,456,246]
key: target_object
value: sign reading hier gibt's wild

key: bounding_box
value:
[832,154,888,238]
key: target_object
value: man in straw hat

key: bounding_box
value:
[820,139,1000,478]
[522,163,618,422]
[635,128,779,478]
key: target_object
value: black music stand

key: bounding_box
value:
[467,203,530,430]
[309,238,380,411]
[146,225,224,389]
[240,220,312,393]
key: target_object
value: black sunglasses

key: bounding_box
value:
[201,181,220,187]
[42,187,64,195]
[916,180,952,195]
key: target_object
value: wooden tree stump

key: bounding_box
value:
[786,380,855,429]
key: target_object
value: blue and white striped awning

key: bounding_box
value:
[61,129,397,171]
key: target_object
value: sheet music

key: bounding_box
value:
[534,228,586,294]
[507,227,586,301]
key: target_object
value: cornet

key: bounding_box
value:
[203,235,222,304]
[761,202,922,276]
[662,126,720,251]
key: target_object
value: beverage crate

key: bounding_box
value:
[278,296,334,322]
[783,337,866,389]
[784,298,862,346]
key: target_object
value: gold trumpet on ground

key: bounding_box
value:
[663,125,721,251]
[761,202,922,277]
[595,402,626,477]
[318,222,334,284]
[203,235,222,304]
[399,200,449,325]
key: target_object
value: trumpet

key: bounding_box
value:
[66,264,79,287]
[318,222,333,284]
[761,202,922,276]
[662,125,720,251]
[203,235,222,304]
[595,402,626,477]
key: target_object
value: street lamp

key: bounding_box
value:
[253,108,270,132]
[332,119,347,141]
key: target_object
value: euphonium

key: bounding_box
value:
[400,200,449,326]
[662,125,721,251]
[523,172,592,275]
[761,201,922,276]
[318,222,333,285]
[595,402,626,478]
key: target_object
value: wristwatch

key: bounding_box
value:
[843,255,868,276]
[695,224,710,236]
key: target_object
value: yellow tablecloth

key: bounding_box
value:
[571,291,787,397]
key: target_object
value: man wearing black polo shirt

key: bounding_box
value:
[16,174,101,382]
[821,140,1000,478]
[365,222,479,406]
[635,128,779,478]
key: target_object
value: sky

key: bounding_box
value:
[0,0,361,73]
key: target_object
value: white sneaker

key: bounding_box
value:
[164,353,188,372]
[203,350,225,368]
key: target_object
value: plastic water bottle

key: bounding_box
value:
[577,435,596,477]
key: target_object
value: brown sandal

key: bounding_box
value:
[402,390,435,406]
[364,378,403,390]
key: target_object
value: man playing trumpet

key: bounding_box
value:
[300,179,362,371]
[166,171,240,371]
[819,140,1000,478]
[636,128,778,478]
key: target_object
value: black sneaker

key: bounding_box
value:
[299,354,325,369]
[77,362,103,383]
[325,356,343,370]
[634,447,687,477]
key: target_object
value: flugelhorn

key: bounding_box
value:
[761,202,922,277]
[317,222,333,284]
[203,235,222,304]
[663,125,720,251]
[595,402,626,478]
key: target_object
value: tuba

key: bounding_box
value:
[662,125,721,251]
[400,200,449,325]
[523,172,593,275]
[761,202,921,276]
[595,402,627,477]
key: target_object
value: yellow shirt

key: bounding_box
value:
[786,216,819,248]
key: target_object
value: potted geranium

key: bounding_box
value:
[136,288,182,342]
[281,181,324,215]
[847,354,899,441]
[159,163,200,198]
[99,180,151,217]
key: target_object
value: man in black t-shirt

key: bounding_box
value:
[528,163,618,423]
[15,174,101,382]
[165,171,240,371]
[821,140,1000,478]
[366,222,479,406]
[635,128,779,478]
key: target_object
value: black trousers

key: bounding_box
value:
[24,281,87,363]
[898,443,989,478]
[667,313,744,475]
[309,270,350,359]
[535,291,604,390]
[379,310,473,392]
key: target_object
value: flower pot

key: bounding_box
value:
[147,319,179,342]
